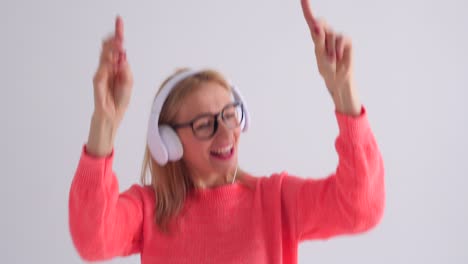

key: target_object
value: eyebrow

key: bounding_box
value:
[190,112,214,121]
[177,102,236,125]
[176,108,216,125]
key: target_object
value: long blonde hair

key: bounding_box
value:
[140,68,249,234]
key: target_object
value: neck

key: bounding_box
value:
[191,167,238,189]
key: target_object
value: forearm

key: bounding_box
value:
[86,113,118,157]
[69,147,142,260]
[333,109,385,231]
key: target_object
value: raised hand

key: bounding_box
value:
[86,16,134,157]
[301,0,361,115]
[92,16,133,125]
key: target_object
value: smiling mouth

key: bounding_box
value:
[210,144,234,160]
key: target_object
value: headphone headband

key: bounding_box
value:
[150,69,201,123]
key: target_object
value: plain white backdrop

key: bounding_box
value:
[1,0,467,263]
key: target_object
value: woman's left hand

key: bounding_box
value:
[301,0,361,116]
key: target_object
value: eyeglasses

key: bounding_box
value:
[172,102,244,140]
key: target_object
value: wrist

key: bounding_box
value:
[330,81,362,116]
[86,113,118,157]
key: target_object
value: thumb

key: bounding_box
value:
[92,63,111,108]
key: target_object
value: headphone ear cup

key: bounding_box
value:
[230,84,249,132]
[159,125,183,161]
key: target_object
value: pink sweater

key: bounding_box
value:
[69,106,385,263]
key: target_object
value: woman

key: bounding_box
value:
[69,1,385,263]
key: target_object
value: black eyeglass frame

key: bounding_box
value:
[171,101,244,140]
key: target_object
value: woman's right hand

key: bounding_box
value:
[86,16,133,157]
[93,16,133,124]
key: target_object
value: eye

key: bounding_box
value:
[224,112,236,119]
[193,118,213,131]
[223,105,239,120]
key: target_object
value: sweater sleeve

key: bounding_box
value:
[68,145,144,261]
[281,106,385,242]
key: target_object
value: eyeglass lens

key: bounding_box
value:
[192,103,243,139]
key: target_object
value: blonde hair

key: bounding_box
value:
[140,68,250,234]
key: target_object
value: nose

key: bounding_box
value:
[214,115,231,138]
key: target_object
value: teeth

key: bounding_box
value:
[212,145,233,154]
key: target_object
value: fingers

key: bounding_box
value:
[335,35,344,61]
[301,1,352,65]
[114,16,126,67]
[314,23,350,64]
[301,0,324,47]
[341,37,353,70]
[306,19,325,54]
[115,15,124,42]
[93,16,132,105]
[335,35,353,75]
[325,29,336,61]
[99,34,126,71]
[94,38,114,90]
[301,0,316,28]
[100,37,116,74]
[100,37,115,64]
[336,35,351,64]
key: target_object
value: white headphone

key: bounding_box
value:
[147,69,250,166]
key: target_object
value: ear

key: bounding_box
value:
[159,125,184,161]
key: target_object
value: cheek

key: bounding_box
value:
[178,130,210,159]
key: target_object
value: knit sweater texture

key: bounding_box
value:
[69,106,385,263]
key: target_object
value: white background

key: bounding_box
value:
[1,0,467,263]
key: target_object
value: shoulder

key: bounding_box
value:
[240,171,302,194]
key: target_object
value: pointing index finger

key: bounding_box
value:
[115,15,124,41]
[301,0,317,28]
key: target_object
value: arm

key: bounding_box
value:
[69,145,144,261]
[279,2,385,241]
[281,106,385,241]
[69,16,140,261]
